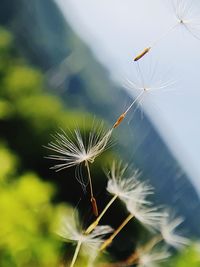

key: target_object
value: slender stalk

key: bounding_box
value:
[85,194,118,234]
[150,22,180,48]
[100,213,134,251]
[141,234,163,252]
[133,22,180,62]
[70,240,82,267]
[85,161,98,216]
[113,90,145,128]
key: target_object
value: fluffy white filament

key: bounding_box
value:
[47,127,112,171]
[160,214,189,249]
[127,199,163,231]
[137,247,170,267]
[57,214,113,256]
[106,161,153,204]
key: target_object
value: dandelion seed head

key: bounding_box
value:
[160,213,189,250]
[106,161,153,205]
[46,123,112,188]
[57,214,113,251]
[124,61,176,101]
[47,126,112,169]
[127,200,163,230]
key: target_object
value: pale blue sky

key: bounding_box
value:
[55,0,200,193]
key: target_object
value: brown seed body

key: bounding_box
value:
[113,113,126,128]
[91,197,98,217]
[134,47,151,61]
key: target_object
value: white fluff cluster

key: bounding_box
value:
[106,161,162,230]
[47,124,112,171]
[57,214,113,253]
[106,161,153,203]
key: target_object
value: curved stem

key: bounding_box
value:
[85,194,118,234]
[70,240,82,267]
[100,213,134,251]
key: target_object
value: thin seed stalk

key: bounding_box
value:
[70,240,82,267]
[85,161,98,216]
[100,213,134,251]
[133,22,180,62]
[141,234,163,252]
[113,90,145,129]
[150,22,180,48]
[85,194,118,234]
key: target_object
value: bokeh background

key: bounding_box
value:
[0,0,200,266]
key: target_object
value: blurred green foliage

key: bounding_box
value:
[166,246,200,267]
[0,26,101,173]
[0,144,61,267]
[0,143,96,266]
[0,143,18,181]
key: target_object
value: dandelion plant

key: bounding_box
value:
[113,60,175,129]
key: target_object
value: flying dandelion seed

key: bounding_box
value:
[113,60,172,128]
[85,161,152,234]
[57,213,113,267]
[114,60,175,127]
[173,0,200,41]
[126,61,175,96]
[134,0,200,61]
[106,161,153,204]
[159,212,189,249]
[46,122,113,216]
[126,200,163,231]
